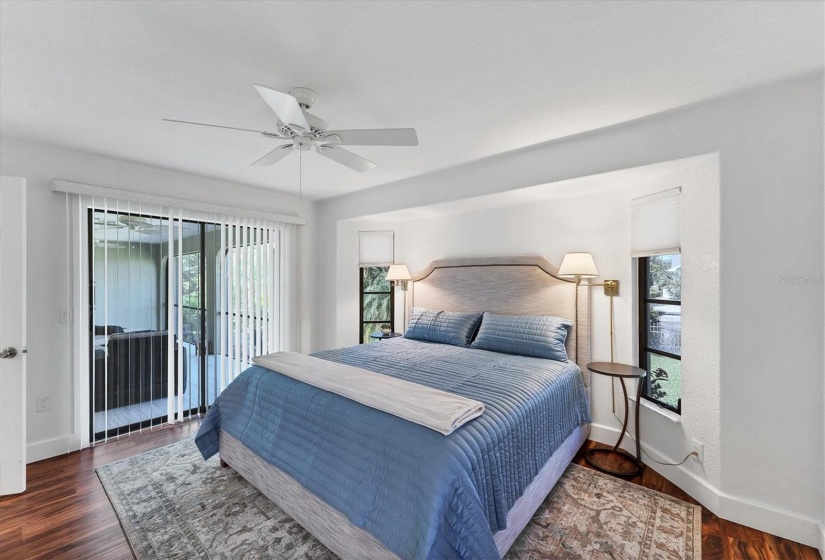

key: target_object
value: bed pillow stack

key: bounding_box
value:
[404,307,483,347]
[470,312,572,362]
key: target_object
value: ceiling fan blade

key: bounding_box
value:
[253,85,310,132]
[162,118,278,136]
[317,145,377,172]
[252,144,294,166]
[324,128,418,146]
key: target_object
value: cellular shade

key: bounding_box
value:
[630,187,681,257]
[359,231,394,266]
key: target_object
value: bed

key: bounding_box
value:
[196,256,592,560]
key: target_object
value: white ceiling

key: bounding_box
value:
[1,1,822,200]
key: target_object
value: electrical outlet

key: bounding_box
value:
[691,439,704,463]
[37,395,51,412]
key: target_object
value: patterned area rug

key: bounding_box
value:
[97,439,701,559]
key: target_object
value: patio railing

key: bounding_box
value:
[649,323,681,355]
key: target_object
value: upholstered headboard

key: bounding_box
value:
[407,256,591,387]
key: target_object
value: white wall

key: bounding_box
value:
[0,138,314,462]
[312,73,825,548]
[337,155,721,483]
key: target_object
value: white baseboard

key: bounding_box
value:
[819,522,824,560]
[590,423,823,550]
[27,434,81,464]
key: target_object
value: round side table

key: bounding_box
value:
[369,332,402,341]
[585,362,647,477]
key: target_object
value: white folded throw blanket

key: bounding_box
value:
[252,352,485,436]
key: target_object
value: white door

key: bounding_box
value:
[0,176,27,495]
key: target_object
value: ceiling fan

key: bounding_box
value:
[163,85,418,172]
[93,216,126,230]
[118,215,167,234]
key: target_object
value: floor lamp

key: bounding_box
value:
[386,264,411,333]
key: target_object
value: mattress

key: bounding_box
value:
[196,338,591,560]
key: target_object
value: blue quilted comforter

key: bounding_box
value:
[196,338,590,560]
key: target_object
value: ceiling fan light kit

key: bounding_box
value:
[163,85,419,174]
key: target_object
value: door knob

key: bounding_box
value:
[0,347,18,359]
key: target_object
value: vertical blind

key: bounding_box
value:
[359,231,395,266]
[65,193,300,444]
[630,187,682,257]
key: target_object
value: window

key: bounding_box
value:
[360,266,394,343]
[638,254,682,413]
[358,230,395,343]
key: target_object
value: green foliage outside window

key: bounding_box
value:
[647,255,681,300]
[648,354,681,410]
[180,252,201,345]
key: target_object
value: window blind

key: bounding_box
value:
[359,231,395,266]
[64,192,300,446]
[630,187,681,257]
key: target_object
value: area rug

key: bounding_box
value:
[97,439,701,560]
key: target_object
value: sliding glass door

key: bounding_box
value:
[90,210,276,442]
[90,209,181,441]
[164,221,223,422]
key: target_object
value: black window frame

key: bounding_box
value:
[359,266,395,343]
[638,255,682,414]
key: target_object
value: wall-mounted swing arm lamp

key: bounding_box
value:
[559,252,622,413]
[386,264,411,291]
[386,264,412,333]
[558,252,619,363]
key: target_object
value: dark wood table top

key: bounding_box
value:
[369,332,402,339]
[586,361,647,378]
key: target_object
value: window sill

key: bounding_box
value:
[629,396,682,424]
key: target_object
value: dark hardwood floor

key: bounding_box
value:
[0,420,201,560]
[0,425,820,559]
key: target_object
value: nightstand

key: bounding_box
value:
[585,361,647,477]
[369,332,402,341]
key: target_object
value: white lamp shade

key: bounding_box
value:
[386,264,412,281]
[558,253,599,278]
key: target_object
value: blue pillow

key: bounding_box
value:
[471,312,572,361]
[404,307,483,347]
